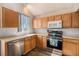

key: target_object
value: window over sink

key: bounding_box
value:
[18,14,30,32]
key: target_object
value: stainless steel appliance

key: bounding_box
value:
[7,39,24,56]
[47,29,63,50]
[0,40,1,56]
[48,20,62,28]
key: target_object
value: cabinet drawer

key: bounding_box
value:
[63,38,79,43]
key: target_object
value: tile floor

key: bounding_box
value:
[23,48,59,56]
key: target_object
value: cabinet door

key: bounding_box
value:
[37,36,43,48]
[49,16,55,21]
[41,17,48,28]
[32,18,37,28]
[55,15,62,20]
[0,7,2,28]
[37,18,42,28]
[32,18,42,28]
[31,36,36,49]
[42,36,47,48]
[63,39,77,56]
[2,7,19,28]
[72,12,79,28]
[62,13,72,28]
[37,36,47,48]
[24,37,31,54]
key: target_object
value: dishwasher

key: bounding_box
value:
[7,39,24,56]
[0,40,1,56]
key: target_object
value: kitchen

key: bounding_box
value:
[0,3,79,56]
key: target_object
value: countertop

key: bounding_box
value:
[63,36,79,40]
[0,34,36,42]
[0,33,48,42]
[0,33,79,42]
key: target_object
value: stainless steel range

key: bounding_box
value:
[47,29,63,50]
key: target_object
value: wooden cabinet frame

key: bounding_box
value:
[0,7,19,28]
[63,38,79,56]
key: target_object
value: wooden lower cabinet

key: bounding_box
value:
[37,36,47,48]
[37,36,43,48]
[24,37,31,54]
[63,38,79,56]
[31,35,36,49]
[42,36,47,48]
[5,35,47,55]
[24,35,36,54]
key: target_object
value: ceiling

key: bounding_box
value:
[24,3,79,17]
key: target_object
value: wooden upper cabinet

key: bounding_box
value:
[32,18,42,28]
[72,12,79,28]
[41,17,48,28]
[32,18,37,28]
[33,12,79,28]
[62,13,72,28]
[49,16,55,21]
[37,18,42,28]
[55,15,62,20]
[2,7,19,28]
[32,17,48,28]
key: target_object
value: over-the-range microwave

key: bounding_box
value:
[48,20,62,28]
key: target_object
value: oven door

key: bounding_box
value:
[47,39,62,50]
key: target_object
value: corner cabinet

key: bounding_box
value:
[0,7,19,28]
[63,38,79,56]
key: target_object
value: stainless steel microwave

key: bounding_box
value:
[48,20,62,28]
